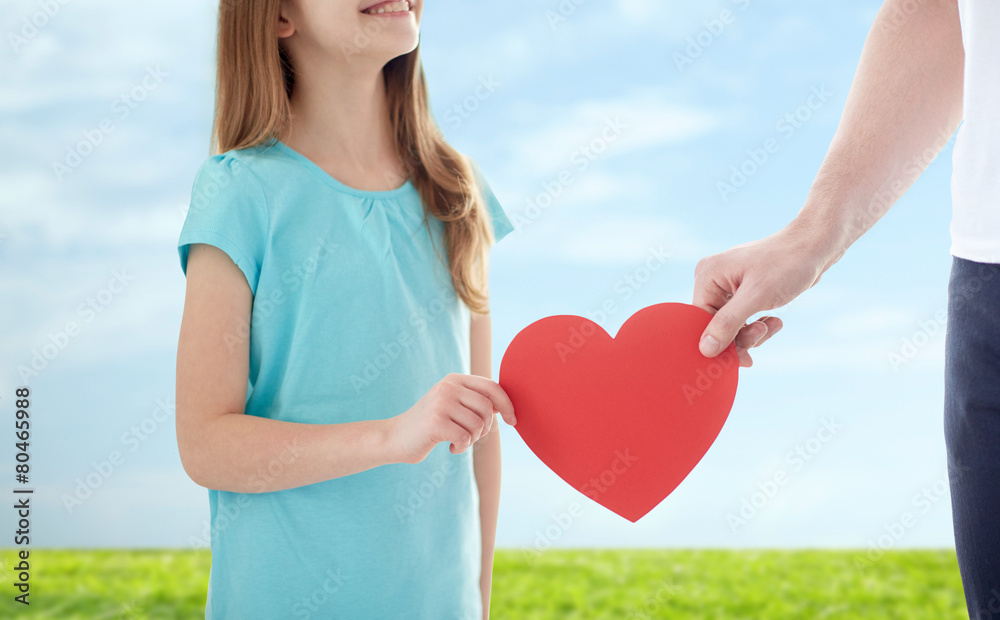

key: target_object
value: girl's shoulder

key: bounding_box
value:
[181,144,279,294]
[193,141,285,190]
[189,141,309,214]
[466,158,516,243]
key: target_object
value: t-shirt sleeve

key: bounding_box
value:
[470,160,515,244]
[177,153,269,295]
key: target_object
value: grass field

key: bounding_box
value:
[0,549,967,619]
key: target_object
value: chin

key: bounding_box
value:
[394,32,421,57]
[368,32,420,64]
[354,0,421,61]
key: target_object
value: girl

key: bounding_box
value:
[175,1,516,618]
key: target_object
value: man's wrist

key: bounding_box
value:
[785,208,853,274]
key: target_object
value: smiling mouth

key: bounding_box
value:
[361,0,412,15]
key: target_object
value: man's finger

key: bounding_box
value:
[700,288,763,357]
[692,277,732,315]
[752,316,783,347]
[734,320,769,350]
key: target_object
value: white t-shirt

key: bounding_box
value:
[952,0,1000,263]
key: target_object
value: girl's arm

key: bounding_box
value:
[176,244,512,493]
[471,310,504,620]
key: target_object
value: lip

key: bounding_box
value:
[360,0,414,16]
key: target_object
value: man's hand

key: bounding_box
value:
[692,0,963,368]
[693,224,833,367]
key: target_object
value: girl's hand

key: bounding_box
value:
[387,374,516,465]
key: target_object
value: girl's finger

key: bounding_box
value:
[459,388,494,438]
[441,423,473,454]
[456,375,516,426]
[448,406,487,444]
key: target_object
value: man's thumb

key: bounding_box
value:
[699,292,760,357]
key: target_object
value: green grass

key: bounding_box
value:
[0,549,966,619]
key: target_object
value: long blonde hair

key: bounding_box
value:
[212,1,494,312]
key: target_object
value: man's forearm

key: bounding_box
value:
[792,0,964,268]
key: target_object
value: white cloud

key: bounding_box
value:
[616,0,730,41]
[505,92,724,176]
[555,216,708,264]
[825,306,919,336]
[0,195,184,251]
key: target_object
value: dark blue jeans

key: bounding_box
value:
[945,256,1000,619]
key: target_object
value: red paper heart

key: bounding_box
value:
[499,303,739,522]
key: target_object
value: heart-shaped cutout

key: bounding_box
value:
[499,303,739,522]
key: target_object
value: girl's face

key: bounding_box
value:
[280,0,422,65]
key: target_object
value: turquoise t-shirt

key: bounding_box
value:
[177,140,513,620]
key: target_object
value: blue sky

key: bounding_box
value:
[0,0,959,551]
